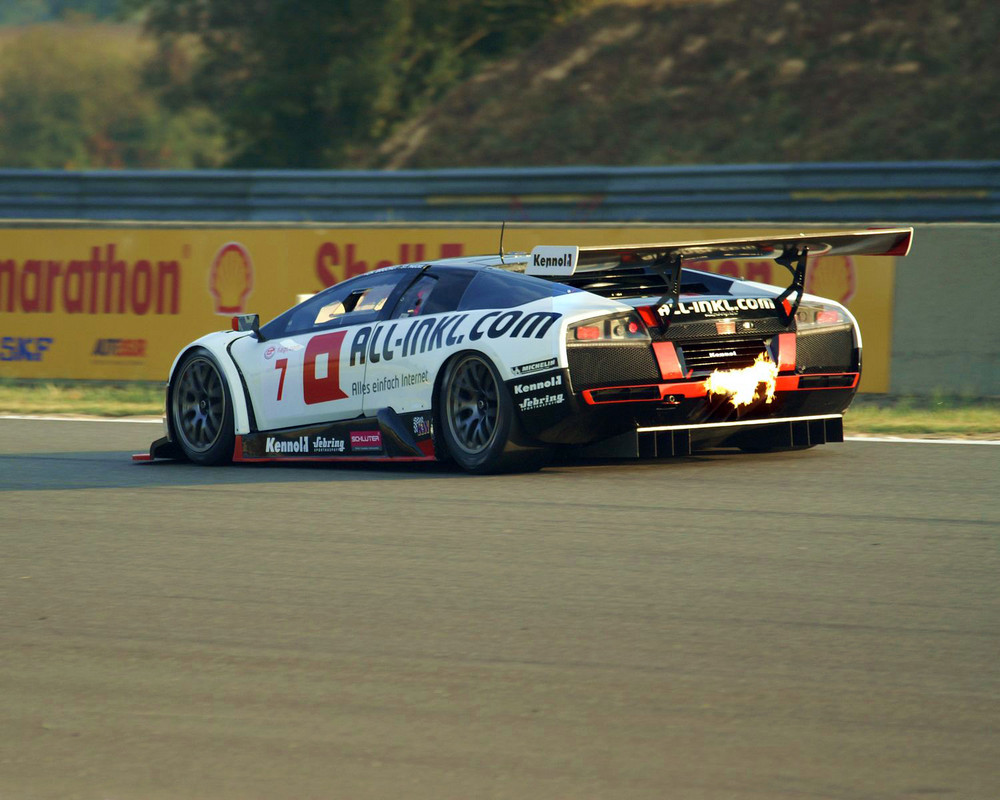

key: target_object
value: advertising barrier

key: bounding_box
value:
[0,224,896,391]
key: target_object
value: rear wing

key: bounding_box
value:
[526,227,913,324]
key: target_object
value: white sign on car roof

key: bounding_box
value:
[527,245,579,277]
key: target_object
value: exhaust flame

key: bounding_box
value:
[705,352,778,408]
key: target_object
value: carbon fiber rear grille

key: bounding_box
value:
[567,344,660,390]
[796,327,855,373]
[678,337,767,375]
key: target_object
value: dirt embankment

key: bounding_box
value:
[370,0,1000,168]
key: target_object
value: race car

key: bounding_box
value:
[136,227,912,473]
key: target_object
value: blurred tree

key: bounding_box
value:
[129,0,577,167]
[0,25,227,168]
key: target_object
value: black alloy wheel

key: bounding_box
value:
[170,348,235,465]
[444,354,500,456]
[438,352,548,474]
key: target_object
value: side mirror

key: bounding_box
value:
[231,314,263,338]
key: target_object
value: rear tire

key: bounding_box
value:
[169,348,235,465]
[437,352,548,474]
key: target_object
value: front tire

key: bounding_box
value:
[170,348,235,465]
[437,352,547,474]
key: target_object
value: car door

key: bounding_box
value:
[361,267,477,417]
[230,269,418,432]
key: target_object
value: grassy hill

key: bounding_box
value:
[369,0,1000,168]
[2,1,996,170]
[0,22,226,169]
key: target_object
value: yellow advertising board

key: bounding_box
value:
[0,223,896,391]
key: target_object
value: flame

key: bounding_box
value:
[705,352,778,408]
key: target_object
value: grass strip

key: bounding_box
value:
[0,380,997,437]
[0,380,165,418]
[844,395,1000,438]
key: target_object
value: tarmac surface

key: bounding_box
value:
[2,418,998,799]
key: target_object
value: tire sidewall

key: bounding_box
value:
[170,347,235,465]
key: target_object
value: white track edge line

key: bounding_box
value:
[844,435,1000,446]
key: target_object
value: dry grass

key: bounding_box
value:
[844,396,1000,439]
[0,381,164,418]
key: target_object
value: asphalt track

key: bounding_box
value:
[2,418,998,800]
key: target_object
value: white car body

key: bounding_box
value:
[139,228,911,473]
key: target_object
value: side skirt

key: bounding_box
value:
[234,408,438,463]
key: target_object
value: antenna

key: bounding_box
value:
[498,221,506,264]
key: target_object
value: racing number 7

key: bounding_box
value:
[274,358,288,401]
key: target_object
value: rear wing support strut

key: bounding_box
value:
[774,247,808,325]
[650,245,818,330]
[652,248,806,329]
[652,255,683,327]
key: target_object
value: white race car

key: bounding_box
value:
[136,228,911,473]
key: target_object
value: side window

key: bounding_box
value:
[261,271,412,339]
[390,269,475,318]
[458,268,579,311]
[392,274,437,318]
[313,281,395,325]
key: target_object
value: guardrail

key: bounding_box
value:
[0,161,997,222]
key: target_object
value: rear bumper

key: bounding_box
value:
[545,325,859,448]
[525,366,857,446]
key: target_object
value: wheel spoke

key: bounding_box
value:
[472,417,487,446]
[456,409,476,442]
[445,355,500,455]
[191,363,206,394]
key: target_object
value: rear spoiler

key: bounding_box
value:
[526,227,913,324]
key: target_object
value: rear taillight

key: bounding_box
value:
[796,303,849,330]
[568,312,650,343]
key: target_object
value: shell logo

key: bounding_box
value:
[208,242,254,315]
[805,255,856,306]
